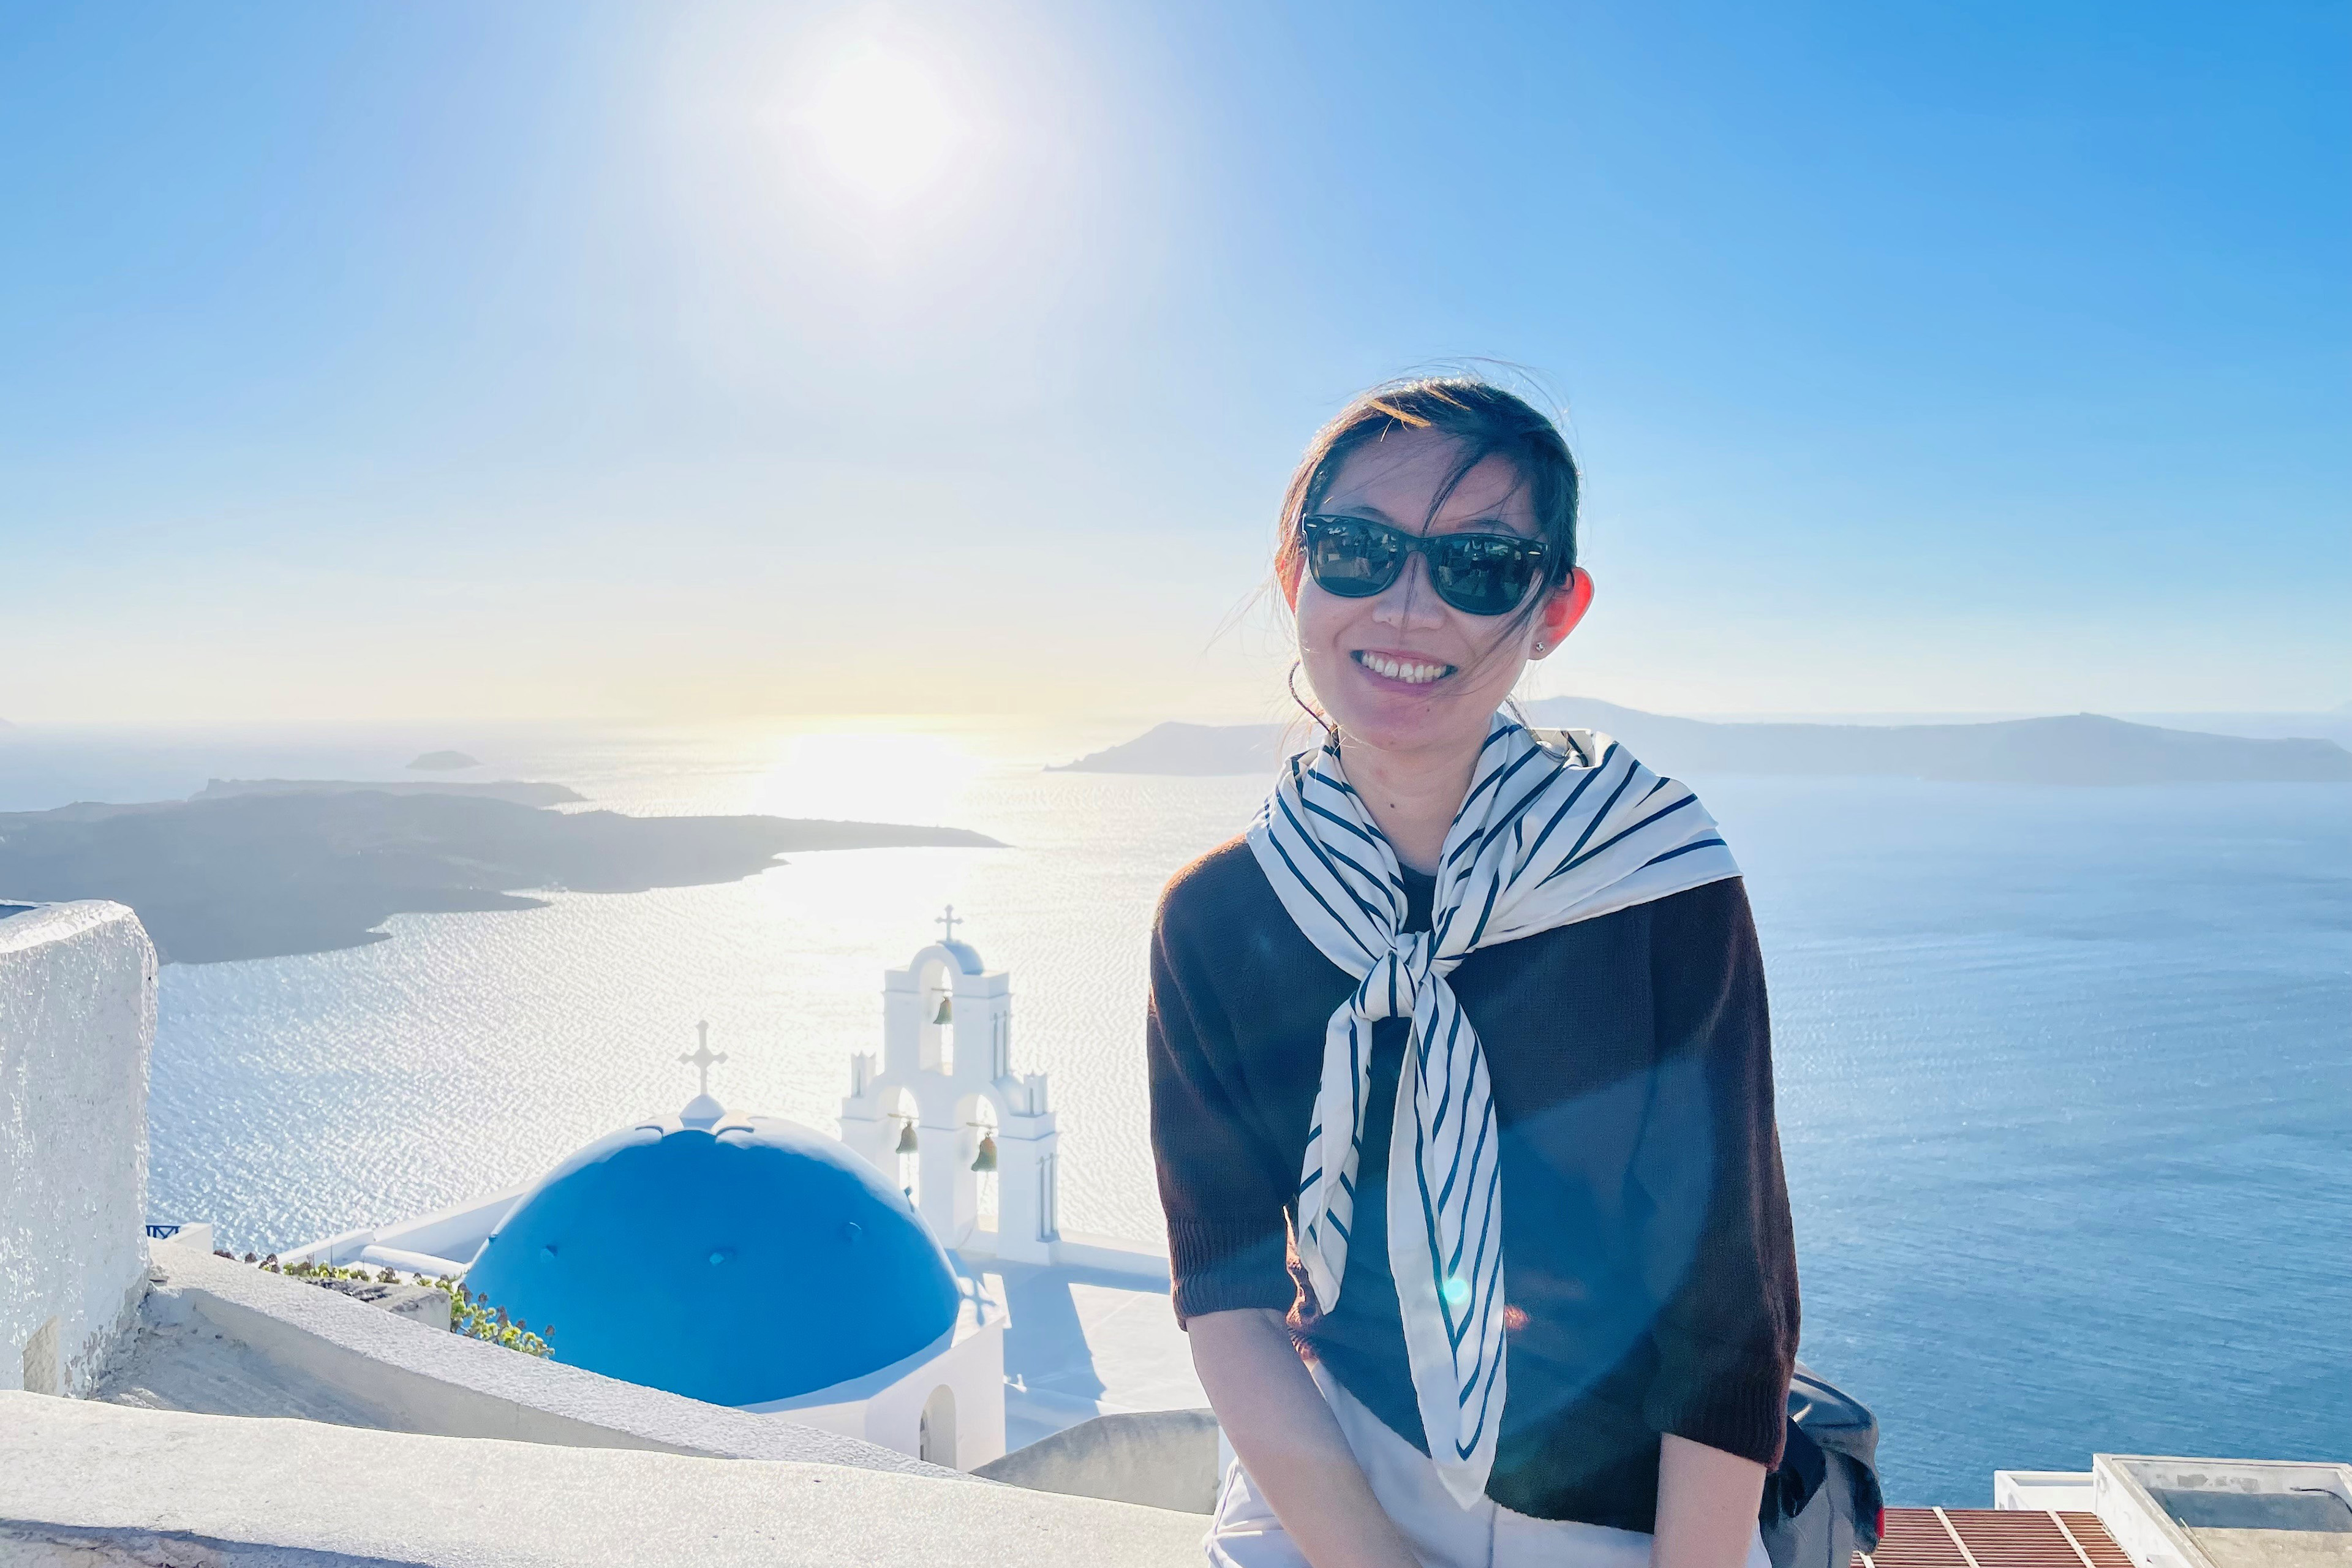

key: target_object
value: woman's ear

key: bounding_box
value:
[1278,551,1303,611]
[1528,568,1594,659]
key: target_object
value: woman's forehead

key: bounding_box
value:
[1322,431,1534,531]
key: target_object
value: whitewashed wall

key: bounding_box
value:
[0,901,157,1395]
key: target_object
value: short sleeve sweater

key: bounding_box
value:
[1145,837,1800,1531]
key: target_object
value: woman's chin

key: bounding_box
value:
[1324,677,1497,755]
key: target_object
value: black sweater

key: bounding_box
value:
[1146,838,1799,1530]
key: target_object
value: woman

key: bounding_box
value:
[1147,378,1799,1568]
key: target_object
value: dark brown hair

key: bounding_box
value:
[1275,375,1580,631]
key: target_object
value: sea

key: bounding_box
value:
[2,717,2345,1505]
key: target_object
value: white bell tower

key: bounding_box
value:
[840,908,1060,1264]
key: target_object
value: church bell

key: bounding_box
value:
[895,1118,919,1155]
[932,995,953,1026]
[970,1133,997,1173]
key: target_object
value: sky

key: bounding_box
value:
[2,0,2345,725]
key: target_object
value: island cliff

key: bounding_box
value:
[1053,700,2352,785]
[0,784,1002,963]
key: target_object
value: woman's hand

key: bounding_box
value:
[1651,1433,1768,1568]
[1189,1307,1424,1568]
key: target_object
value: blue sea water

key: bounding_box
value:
[1719,777,2349,1500]
[2,722,2345,1504]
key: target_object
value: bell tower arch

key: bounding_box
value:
[840,908,1059,1262]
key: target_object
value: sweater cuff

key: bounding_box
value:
[1644,1364,1790,1468]
[1167,1217,1297,1327]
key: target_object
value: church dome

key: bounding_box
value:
[465,1103,960,1408]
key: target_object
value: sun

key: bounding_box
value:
[795,40,967,206]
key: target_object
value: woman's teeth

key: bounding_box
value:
[1354,651,1453,685]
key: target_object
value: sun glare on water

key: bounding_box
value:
[794,39,968,206]
[749,728,987,825]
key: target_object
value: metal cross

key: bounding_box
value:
[937,905,960,943]
[679,1020,726,1098]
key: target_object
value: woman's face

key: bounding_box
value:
[1286,428,1586,760]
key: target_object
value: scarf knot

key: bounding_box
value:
[1247,715,1741,1507]
[1355,932,1435,1024]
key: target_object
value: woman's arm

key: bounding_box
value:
[1633,880,1800,1561]
[1189,1308,1422,1568]
[1653,1433,1767,1568]
[1148,883,1415,1564]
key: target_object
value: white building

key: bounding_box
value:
[279,909,1170,1472]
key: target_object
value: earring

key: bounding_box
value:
[1532,639,1547,654]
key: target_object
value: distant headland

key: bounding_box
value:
[196,777,585,807]
[0,781,1003,963]
[1053,699,2352,785]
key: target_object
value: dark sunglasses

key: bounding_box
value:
[1298,513,1550,617]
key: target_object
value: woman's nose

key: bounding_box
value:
[1371,551,1446,630]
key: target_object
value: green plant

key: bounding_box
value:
[279,1260,383,1284]
[249,1258,554,1358]
[426,1276,554,1358]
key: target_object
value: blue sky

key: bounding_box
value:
[2,1,2344,722]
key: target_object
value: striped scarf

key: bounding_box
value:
[1245,712,1741,1507]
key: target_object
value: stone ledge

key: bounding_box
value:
[0,1396,1207,1568]
[977,1408,1221,1514]
[1,1520,398,1566]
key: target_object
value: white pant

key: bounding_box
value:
[1205,1365,1773,1568]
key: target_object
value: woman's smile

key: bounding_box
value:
[1351,648,1458,688]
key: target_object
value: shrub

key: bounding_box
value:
[426,1276,554,1358]
[245,1257,554,1357]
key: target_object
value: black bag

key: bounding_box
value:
[1760,1362,1885,1568]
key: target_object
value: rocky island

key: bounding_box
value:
[195,777,587,807]
[1054,699,2352,785]
[0,783,1003,963]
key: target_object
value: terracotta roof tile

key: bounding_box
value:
[1863,1509,2132,1568]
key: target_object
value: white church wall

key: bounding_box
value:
[0,901,156,1397]
[988,1085,1059,1265]
[853,1310,1006,1471]
[742,1282,1008,1471]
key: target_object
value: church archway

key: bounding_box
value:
[888,1087,921,1205]
[958,1095,1000,1227]
[918,956,954,1075]
[918,1384,957,1469]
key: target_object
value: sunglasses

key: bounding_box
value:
[1298,513,1551,617]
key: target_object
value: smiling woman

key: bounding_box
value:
[793,37,971,206]
[1152,377,1796,1568]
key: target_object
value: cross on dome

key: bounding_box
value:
[937,905,960,943]
[679,1020,727,1099]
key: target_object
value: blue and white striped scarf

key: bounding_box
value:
[1245,712,1741,1507]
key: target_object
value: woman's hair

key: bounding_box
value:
[1273,375,1581,715]
[1275,374,1579,606]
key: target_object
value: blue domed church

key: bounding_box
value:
[287,923,1058,1473]
[465,1091,971,1419]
